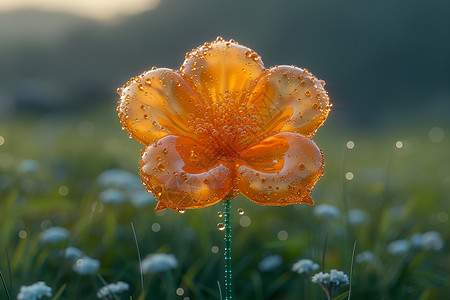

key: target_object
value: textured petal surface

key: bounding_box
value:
[118,68,202,145]
[237,132,323,206]
[181,37,265,105]
[247,65,330,138]
[140,135,234,210]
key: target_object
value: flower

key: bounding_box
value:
[97,169,140,189]
[311,269,349,285]
[313,204,340,219]
[117,37,331,211]
[387,239,411,255]
[17,159,40,173]
[347,209,370,225]
[72,256,100,275]
[99,188,126,204]
[39,226,70,244]
[355,250,374,263]
[61,246,84,260]
[312,269,349,300]
[129,190,156,207]
[141,253,178,273]
[258,254,283,272]
[410,231,444,251]
[292,258,319,275]
[17,282,52,300]
[96,281,129,299]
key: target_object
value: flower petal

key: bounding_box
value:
[140,135,234,210]
[237,132,323,206]
[118,68,202,145]
[181,37,265,104]
[247,65,330,138]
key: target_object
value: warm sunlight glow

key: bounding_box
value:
[0,0,160,21]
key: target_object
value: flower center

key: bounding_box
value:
[187,92,264,158]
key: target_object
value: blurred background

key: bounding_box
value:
[0,0,449,299]
[1,0,449,127]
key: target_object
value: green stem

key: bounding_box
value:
[223,199,232,299]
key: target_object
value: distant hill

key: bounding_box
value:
[0,9,99,49]
[1,0,449,126]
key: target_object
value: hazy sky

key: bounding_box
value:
[0,0,160,20]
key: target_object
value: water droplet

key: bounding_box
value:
[177,209,186,214]
[237,208,244,215]
[157,163,165,171]
[145,78,151,84]
[138,84,144,91]
[152,121,157,126]
[217,211,223,218]
[156,155,162,161]
[305,90,311,97]
[298,163,305,170]
[162,147,168,154]
[143,114,149,119]
[203,178,209,184]
[217,223,225,230]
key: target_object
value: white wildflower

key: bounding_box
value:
[355,251,374,263]
[61,247,84,260]
[17,159,40,173]
[96,281,129,299]
[17,282,52,300]
[312,269,349,299]
[311,271,331,284]
[314,204,340,219]
[410,231,444,251]
[99,188,125,204]
[258,255,282,272]
[39,227,69,244]
[292,259,319,275]
[72,256,100,275]
[97,169,140,189]
[142,253,178,273]
[348,209,370,225]
[387,239,411,255]
[129,190,156,207]
[330,269,349,285]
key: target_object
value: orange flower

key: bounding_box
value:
[117,37,331,211]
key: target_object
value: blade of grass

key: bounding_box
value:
[0,271,12,300]
[347,241,357,300]
[217,280,222,300]
[131,222,144,293]
[322,232,329,272]
[50,283,67,300]
[5,247,12,299]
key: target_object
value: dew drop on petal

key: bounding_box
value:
[237,208,244,215]
[217,223,225,231]
[217,211,223,218]
[177,209,186,214]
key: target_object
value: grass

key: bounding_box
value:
[0,106,449,299]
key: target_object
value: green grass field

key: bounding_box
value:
[0,107,448,299]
